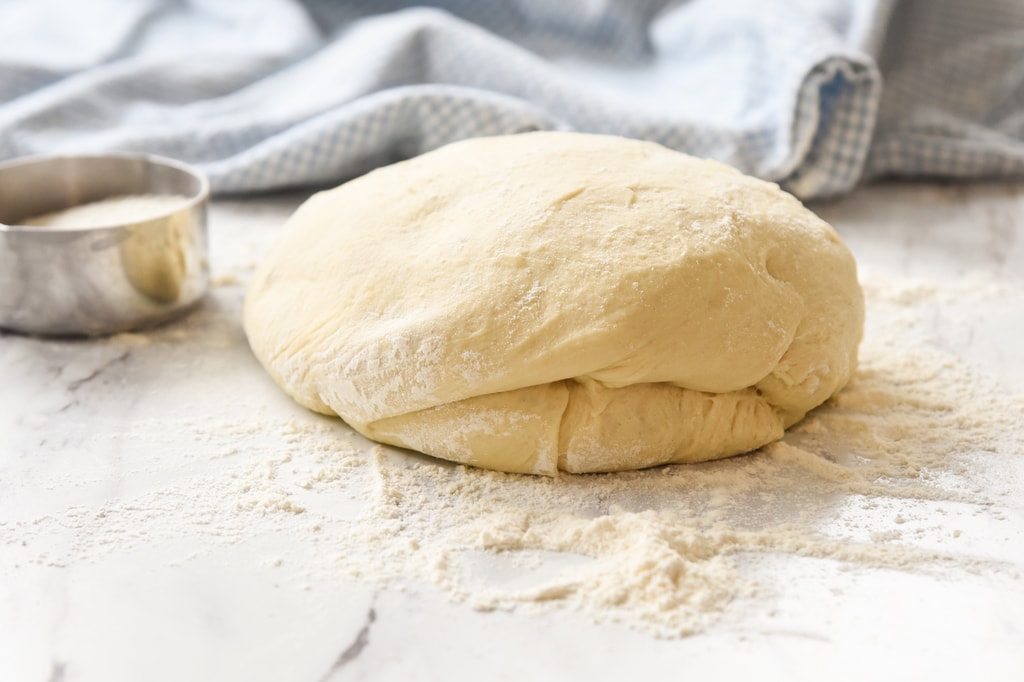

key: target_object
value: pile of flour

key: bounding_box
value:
[4,270,1022,638]
[22,194,189,228]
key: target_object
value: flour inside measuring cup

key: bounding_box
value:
[23,194,189,228]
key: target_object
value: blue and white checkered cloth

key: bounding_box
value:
[1,0,1022,200]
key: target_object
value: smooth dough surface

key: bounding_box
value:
[244,132,864,475]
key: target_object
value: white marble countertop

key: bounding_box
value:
[2,182,1023,681]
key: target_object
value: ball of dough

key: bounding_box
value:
[244,132,864,475]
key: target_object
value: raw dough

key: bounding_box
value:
[244,132,864,475]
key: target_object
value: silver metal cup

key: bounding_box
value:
[0,154,210,336]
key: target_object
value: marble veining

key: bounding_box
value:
[321,605,377,681]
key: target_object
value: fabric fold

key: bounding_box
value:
[1,0,1022,199]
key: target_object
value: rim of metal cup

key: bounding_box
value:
[0,152,210,231]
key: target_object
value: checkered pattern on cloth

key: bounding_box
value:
[1,0,1021,200]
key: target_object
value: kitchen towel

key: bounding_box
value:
[1,0,1022,200]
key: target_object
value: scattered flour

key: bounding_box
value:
[211,273,244,287]
[3,270,1022,638]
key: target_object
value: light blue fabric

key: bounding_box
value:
[1,0,1022,200]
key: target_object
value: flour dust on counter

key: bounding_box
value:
[1,269,1022,639]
